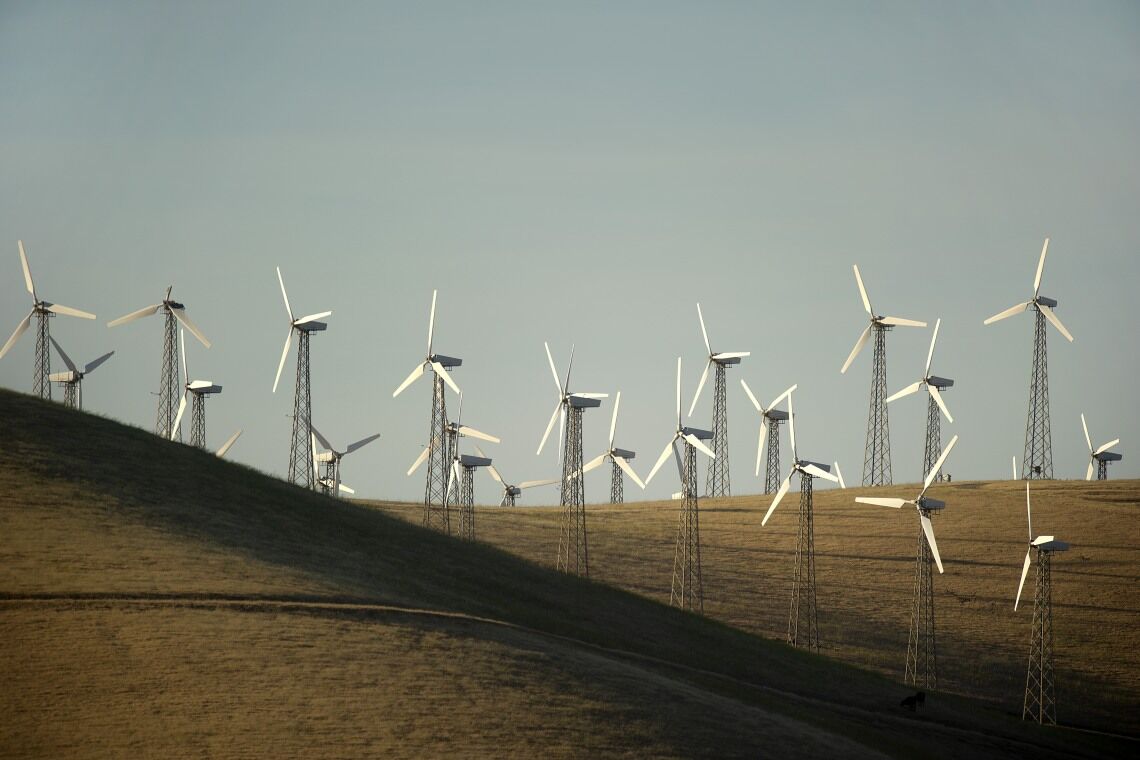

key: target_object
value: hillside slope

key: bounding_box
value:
[1,389,1132,758]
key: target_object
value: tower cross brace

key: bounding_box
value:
[557,406,588,576]
[1023,307,1053,479]
[33,310,52,400]
[157,309,180,441]
[456,464,476,540]
[610,457,623,504]
[287,330,314,489]
[922,392,944,483]
[906,509,937,688]
[1024,549,1058,724]
[706,363,731,497]
[423,374,451,533]
[190,394,207,449]
[862,324,892,486]
[788,472,819,651]
[671,441,703,612]
[61,380,80,409]
[764,418,783,495]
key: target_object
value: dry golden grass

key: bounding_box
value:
[371,477,1140,736]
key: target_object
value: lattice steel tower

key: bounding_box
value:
[688,304,749,499]
[906,508,938,687]
[983,239,1074,480]
[558,406,589,575]
[2,242,97,398]
[174,328,223,449]
[841,265,927,487]
[610,459,624,503]
[671,440,703,612]
[582,391,642,504]
[887,318,954,483]
[457,461,476,540]
[443,398,497,540]
[424,376,452,532]
[47,337,114,412]
[742,379,796,496]
[787,473,819,650]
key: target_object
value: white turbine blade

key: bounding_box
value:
[431,361,461,394]
[18,240,35,298]
[83,350,114,375]
[712,351,750,360]
[392,362,425,397]
[802,463,837,482]
[755,420,768,477]
[645,436,678,485]
[1038,305,1073,342]
[886,381,923,404]
[684,433,716,459]
[558,407,565,465]
[675,356,682,426]
[614,456,645,489]
[276,266,294,322]
[762,473,793,526]
[1033,238,1049,298]
[407,447,430,476]
[1093,438,1120,457]
[338,483,355,495]
[924,318,940,378]
[697,302,712,355]
[879,316,926,328]
[608,391,620,449]
[919,512,944,573]
[172,308,211,348]
[216,429,242,458]
[856,497,908,508]
[1026,482,1032,541]
[459,426,500,444]
[1081,413,1093,453]
[310,425,334,452]
[171,394,188,440]
[543,341,562,394]
[841,325,871,374]
[740,378,762,412]
[1012,456,1017,480]
[1032,535,1055,546]
[688,359,711,417]
[3,312,35,359]
[564,344,575,395]
[519,478,561,489]
[446,460,460,502]
[672,442,685,483]
[853,264,872,315]
[345,433,381,454]
[537,400,562,455]
[570,392,609,399]
[787,391,796,459]
[180,328,189,386]
[928,384,953,423]
[48,335,77,371]
[1015,549,1033,611]
[1086,461,1095,481]
[984,301,1029,326]
[582,453,607,474]
[45,302,96,320]
[295,311,332,325]
[272,329,293,393]
[188,380,214,390]
[834,462,846,489]
[767,383,797,412]
[922,434,959,494]
[475,446,503,484]
[107,303,162,328]
[427,289,437,356]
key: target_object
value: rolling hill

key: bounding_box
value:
[1,388,1134,758]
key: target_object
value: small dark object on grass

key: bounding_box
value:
[899,691,926,711]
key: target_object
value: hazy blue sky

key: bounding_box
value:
[2,2,1137,504]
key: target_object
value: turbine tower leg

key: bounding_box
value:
[320,460,336,496]
[33,311,52,399]
[788,473,819,651]
[1097,460,1108,481]
[862,324,892,486]
[906,510,937,688]
[557,407,588,576]
[1023,307,1053,480]
[671,442,703,612]
[63,382,79,410]
[190,394,206,449]
[922,392,942,483]
[423,375,450,533]
[706,363,731,497]
[610,457,623,504]
[1024,550,1057,725]
[458,465,475,540]
[287,330,314,489]
[156,310,180,440]
[764,418,782,495]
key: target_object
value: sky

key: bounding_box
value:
[2,2,1138,505]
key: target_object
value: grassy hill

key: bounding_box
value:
[1,388,1135,758]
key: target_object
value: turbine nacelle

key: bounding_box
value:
[459,454,492,468]
[983,239,1074,343]
[1036,295,1058,308]
[611,447,636,460]
[682,426,713,441]
[430,353,462,369]
[927,375,955,389]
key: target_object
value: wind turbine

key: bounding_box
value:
[270,266,331,489]
[1,241,96,398]
[740,379,796,495]
[687,303,749,497]
[443,394,498,540]
[840,264,926,486]
[887,318,955,482]
[216,430,242,459]
[1080,413,1121,481]
[984,238,1074,479]
[172,329,222,449]
[47,336,113,410]
[856,434,960,688]
[109,285,210,440]
[577,391,645,503]
[538,342,607,577]
[645,357,716,613]
[312,425,380,498]
[393,290,462,532]
[475,444,559,506]
[761,390,839,651]
[1015,483,1070,725]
